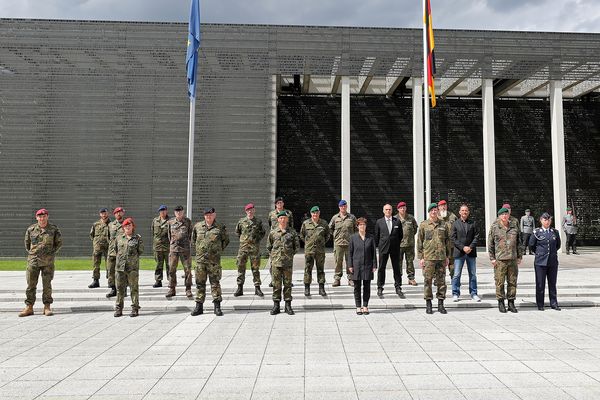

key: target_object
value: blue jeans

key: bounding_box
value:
[451,255,477,297]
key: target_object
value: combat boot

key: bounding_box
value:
[43,304,53,316]
[438,299,447,314]
[88,279,99,288]
[284,300,295,315]
[270,301,280,315]
[114,307,123,317]
[255,286,264,297]
[507,299,518,313]
[185,286,193,299]
[152,281,162,288]
[573,246,579,255]
[234,284,243,297]
[105,286,116,298]
[130,308,139,318]
[498,299,507,313]
[425,300,433,314]
[18,304,34,317]
[214,301,223,316]
[304,284,311,297]
[165,287,176,298]
[191,302,203,316]
[318,283,327,297]
[332,279,341,287]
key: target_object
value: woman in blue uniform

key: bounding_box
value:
[528,212,561,311]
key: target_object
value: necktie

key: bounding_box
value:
[387,219,392,233]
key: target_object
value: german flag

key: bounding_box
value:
[425,0,436,107]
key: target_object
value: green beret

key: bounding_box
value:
[566,207,572,211]
[427,203,438,212]
[276,211,288,218]
[497,207,509,216]
[310,206,320,213]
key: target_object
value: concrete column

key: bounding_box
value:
[341,76,351,211]
[270,75,278,203]
[412,77,425,221]
[482,79,497,239]
[550,80,568,252]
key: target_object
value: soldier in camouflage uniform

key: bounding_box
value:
[19,208,63,317]
[106,207,125,298]
[417,203,451,315]
[267,197,294,287]
[488,207,523,313]
[328,199,357,287]
[396,201,419,286]
[502,203,521,231]
[191,208,230,316]
[300,206,331,297]
[151,205,170,288]
[438,200,457,278]
[88,207,110,288]
[166,205,194,299]
[267,211,300,315]
[234,203,266,297]
[114,218,143,317]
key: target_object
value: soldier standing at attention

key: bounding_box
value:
[88,208,110,289]
[529,213,561,311]
[417,203,451,315]
[234,203,266,297]
[268,197,294,287]
[396,201,419,286]
[106,207,125,298]
[300,206,330,297]
[166,205,193,299]
[114,218,143,317]
[151,205,170,288]
[267,211,300,315]
[19,208,63,317]
[488,207,523,313]
[191,208,229,316]
[520,209,535,255]
[329,200,357,287]
[438,200,457,278]
[562,207,578,254]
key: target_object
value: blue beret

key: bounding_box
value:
[157,205,167,212]
[338,200,347,206]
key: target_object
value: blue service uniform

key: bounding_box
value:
[529,227,561,309]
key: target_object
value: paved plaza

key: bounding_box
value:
[1,250,599,399]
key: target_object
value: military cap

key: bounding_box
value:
[566,207,572,211]
[502,203,511,209]
[35,208,48,216]
[99,207,108,213]
[525,208,531,212]
[244,203,255,211]
[397,201,407,208]
[437,200,447,206]
[204,207,215,215]
[157,205,167,212]
[338,200,347,206]
[122,217,134,226]
[174,205,184,211]
[310,206,320,213]
[113,207,124,214]
[497,207,509,216]
[427,203,438,212]
[276,211,288,218]
[274,197,284,204]
[540,212,552,219]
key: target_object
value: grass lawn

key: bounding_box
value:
[0,257,239,271]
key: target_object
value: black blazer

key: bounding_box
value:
[451,218,479,258]
[529,228,561,267]
[374,216,403,254]
[348,233,377,281]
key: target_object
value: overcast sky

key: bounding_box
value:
[1,0,599,33]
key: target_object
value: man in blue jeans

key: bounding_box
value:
[450,204,480,302]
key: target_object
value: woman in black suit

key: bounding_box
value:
[348,217,377,315]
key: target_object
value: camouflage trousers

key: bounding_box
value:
[399,246,415,280]
[333,244,350,281]
[115,268,139,310]
[494,259,518,300]
[236,248,261,286]
[91,247,108,280]
[153,250,169,282]
[195,260,222,303]
[272,266,293,302]
[168,251,192,289]
[422,260,447,300]
[25,262,54,306]
[106,255,116,287]
[304,252,326,285]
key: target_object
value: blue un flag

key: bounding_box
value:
[186,0,201,100]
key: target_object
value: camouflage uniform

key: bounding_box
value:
[107,218,123,287]
[397,213,418,280]
[167,217,193,290]
[488,220,523,300]
[24,223,63,306]
[267,227,300,302]
[441,211,457,278]
[417,219,451,300]
[300,218,330,285]
[151,216,170,283]
[328,213,357,282]
[269,209,294,231]
[89,218,110,281]
[115,233,143,310]
[192,221,230,303]
[235,216,266,286]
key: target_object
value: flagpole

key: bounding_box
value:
[186,97,195,216]
[423,0,431,215]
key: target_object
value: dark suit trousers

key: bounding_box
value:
[377,251,402,289]
[535,263,558,307]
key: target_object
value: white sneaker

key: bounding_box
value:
[471,294,481,302]
[452,295,459,302]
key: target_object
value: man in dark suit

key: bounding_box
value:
[374,204,404,297]
[529,212,561,311]
[450,204,480,302]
